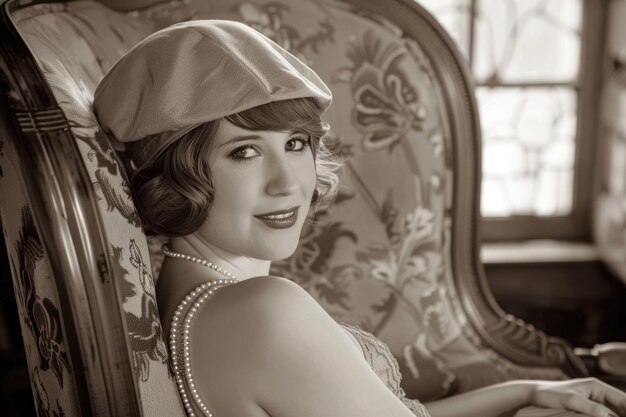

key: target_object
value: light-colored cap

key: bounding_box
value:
[93,19,332,151]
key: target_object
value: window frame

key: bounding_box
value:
[474,0,608,242]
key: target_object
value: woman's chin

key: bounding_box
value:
[255,241,299,262]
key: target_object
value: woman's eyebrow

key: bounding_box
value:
[218,134,263,148]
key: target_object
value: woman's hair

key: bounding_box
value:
[128,97,341,237]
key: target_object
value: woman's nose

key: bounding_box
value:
[266,157,300,196]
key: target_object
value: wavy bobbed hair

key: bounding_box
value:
[127,97,341,237]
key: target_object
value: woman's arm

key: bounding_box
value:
[425,378,626,417]
[191,276,626,417]
[424,380,534,417]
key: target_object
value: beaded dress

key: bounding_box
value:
[169,280,432,417]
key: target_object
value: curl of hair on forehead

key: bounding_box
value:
[129,97,341,237]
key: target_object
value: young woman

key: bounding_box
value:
[93,20,626,417]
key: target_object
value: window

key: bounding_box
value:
[418,0,606,241]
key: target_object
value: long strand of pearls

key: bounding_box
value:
[164,245,238,417]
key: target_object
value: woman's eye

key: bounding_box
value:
[230,145,260,160]
[286,136,310,152]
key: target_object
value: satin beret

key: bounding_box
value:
[93,19,332,151]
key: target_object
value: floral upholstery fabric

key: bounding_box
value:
[11,2,185,416]
[6,0,570,415]
[0,134,80,414]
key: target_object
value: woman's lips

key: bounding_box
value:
[254,206,299,229]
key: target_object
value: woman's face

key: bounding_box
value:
[196,119,317,261]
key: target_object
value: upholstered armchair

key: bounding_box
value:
[0,0,622,415]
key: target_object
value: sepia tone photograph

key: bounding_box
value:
[0,0,625,416]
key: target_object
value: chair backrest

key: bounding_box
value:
[0,0,587,415]
[1,2,186,416]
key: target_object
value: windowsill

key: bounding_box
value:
[480,240,600,265]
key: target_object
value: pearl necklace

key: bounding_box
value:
[163,246,238,417]
[162,245,238,280]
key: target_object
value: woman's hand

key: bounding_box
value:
[530,378,626,417]
[425,378,625,417]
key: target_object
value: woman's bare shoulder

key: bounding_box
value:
[190,274,349,379]
[219,274,307,301]
[190,275,334,388]
[193,275,324,338]
[190,276,416,417]
[188,276,332,398]
[224,275,312,309]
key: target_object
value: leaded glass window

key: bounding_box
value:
[420,0,586,220]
